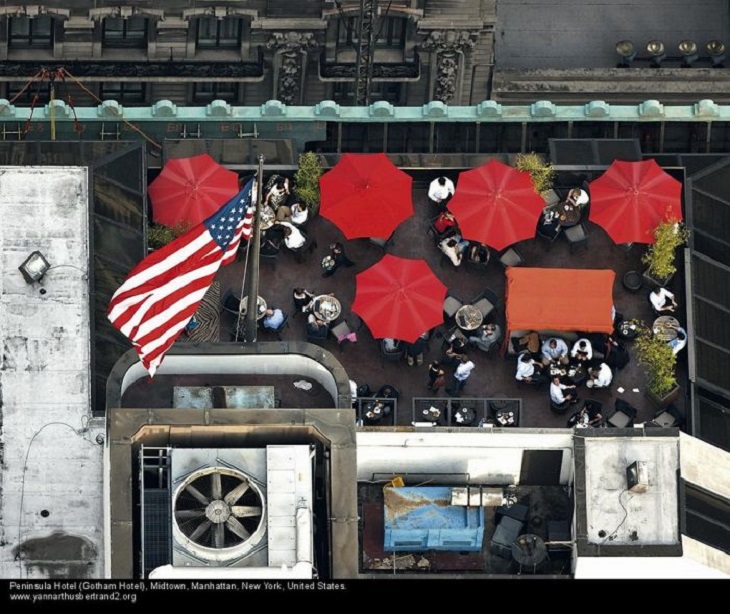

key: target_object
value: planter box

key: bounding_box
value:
[646,383,680,409]
[642,269,674,289]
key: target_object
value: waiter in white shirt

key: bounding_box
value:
[428,176,455,212]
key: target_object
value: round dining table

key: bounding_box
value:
[313,294,341,323]
[259,205,276,230]
[452,406,476,426]
[455,304,483,331]
[653,315,680,341]
[420,405,442,423]
[554,201,582,227]
[240,295,267,320]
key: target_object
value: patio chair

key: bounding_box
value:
[647,403,684,428]
[262,312,289,341]
[369,234,394,251]
[221,289,242,317]
[471,287,500,320]
[498,246,525,268]
[331,319,357,352]
[606,399,638,428]
[380,339,405,367]
[443,294,464,320]
[564,222,589,254]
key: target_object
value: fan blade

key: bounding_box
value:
[225,516,251,541]
[211,472,222,500]
[231,505,262,518]
[185,484,210,506]
[223,480,250,505]
[213,522,225,548]
[189,519,212,542]
[176,509,206,520]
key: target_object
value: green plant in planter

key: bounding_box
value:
[634,326,678,399]
[641,218,690,283]
[514,152,556,195]
[147,222,190,250]
[294,151,324,216]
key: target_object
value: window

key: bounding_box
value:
[99,82,146,104]
[7,81,50,105]
[9,15,53,49]
[193,82,238,103]
[103,16,148,48]
[197,17,242,49]
[337,15,406,49]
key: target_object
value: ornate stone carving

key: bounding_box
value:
[266,32,318,105]
[421,30,477,103]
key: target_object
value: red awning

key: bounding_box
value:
[505,268,616,337]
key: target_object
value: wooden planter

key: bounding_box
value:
[646,383,681,409]
[642,268,674,289]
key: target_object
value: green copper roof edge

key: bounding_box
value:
[2,99,727,123]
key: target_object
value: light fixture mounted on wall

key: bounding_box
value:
[645,40,666,67]
[18,250,51,284]
[678,40,699,67]
[615,40,637,67]
[706,40,726,67]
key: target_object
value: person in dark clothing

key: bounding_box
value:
[322,242,355,277]
[427,360,446,392]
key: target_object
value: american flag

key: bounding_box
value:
[107,178,256,377]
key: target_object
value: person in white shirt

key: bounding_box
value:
[566,187,589,207]
[438,234,469,266]
[277,221,306,249]
[550,376,577,405]
[570,338,593,363]
[515,352,548,384]
[586,362,613,388]
[448,355,475,395]
[667,324,688,355]
[428,176,455,211]
[541,337,570,366]
[649,287,677,314]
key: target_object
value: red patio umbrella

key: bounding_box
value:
[447,159,546,251]
[588,159,683,244]
[351,255,447,343]
[319,153,413,239]
[148,153,240,228]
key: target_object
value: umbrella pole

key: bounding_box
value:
[241,154,264,343]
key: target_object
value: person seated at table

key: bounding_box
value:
[322,241,355,278]
[468,322,502,353]
[550,376,578,407]
[262,307,286,330]
[586,362,613,389]
[432,210,458,235]
[438,234,469,267]
[570,338,593,363]
[428,176,455,211]
[403,332,428,366]
[649,287,678,314]
[515,330,541,358]
[275,221,306,250]
[276,195,309,226]
[264,175,290,210]
[567,401,604,428]
[375,385,399,414]
[565,187,589,208]
[467,241,490,264]
[382,337,400,352]
[443,335,467,365]
[537,205,561,240]
[541,337,570,366]
[666,322,688,355]
[306,313,329,337]
[515,351,548,385]
[293,287,316,314]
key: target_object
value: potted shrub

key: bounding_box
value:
[147,222,190,251]
[641,218,690,287]
[514,152,556,197]
[634,325,680,407]
[293,151,324,217]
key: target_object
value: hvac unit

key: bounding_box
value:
[626,460,649,493]
[168,445,313,571]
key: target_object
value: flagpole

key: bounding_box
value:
[242,154,264,343]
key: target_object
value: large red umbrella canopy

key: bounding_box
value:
[319,153,413,239]
[447,159,546,251]
[588,159,683,244]
[351,255,447,343]
[148,153,240,228]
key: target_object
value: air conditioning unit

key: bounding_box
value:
[626,460,649,493]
